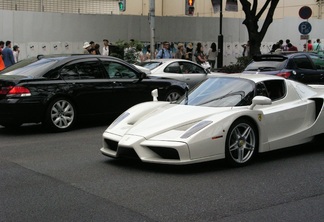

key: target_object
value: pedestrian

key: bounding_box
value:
[207,42,217,71]
[2,41,15,67]
[89,41,95,49]
[156,41,172,59]
[13,45,20,63]
[144,45,152,60]
[0,50,5,71]
[242,41,250,56]
[287,43,298,51]
[89,48,96,55]
[282,39,290,51]
[313,39,323,53]
[0,41,5,71]
[94,43,101,55]
[83,42,91,54]
[174,43,186,59]
[307,40,313,51]
[102,39,110,56]
[270,40,283,53]
[186,43,193,61]
[194,42,206,65]
[0,41,4,54]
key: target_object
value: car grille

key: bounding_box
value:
[105,139,180,160]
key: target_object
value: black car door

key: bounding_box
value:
[59,58,117,117]
[309,54,324,83]
[101,60,154,112]
[291,54,323,84]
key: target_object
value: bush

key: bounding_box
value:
[111,39,143,63]
[217,56,252,73]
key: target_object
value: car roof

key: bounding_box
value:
[252,52,318,62]
[210,73,285,83]
[144,59,193,63]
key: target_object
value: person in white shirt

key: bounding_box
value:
[102,39,110,56]
[13,45,20,63]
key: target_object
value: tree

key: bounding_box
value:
[240,0,280,56]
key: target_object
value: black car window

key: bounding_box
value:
[1,58,58,77]
[179,62,206,74]
[293,55,314,70]
[164,62,182,73]
[60,64,80,80]
[102,61,137,79]
[310,54,324,70]
[263,80,286,101]
[76,61,104,79]
[245,61,285,71]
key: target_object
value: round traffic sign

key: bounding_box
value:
[299,6,312,19]
[298,21,312,35]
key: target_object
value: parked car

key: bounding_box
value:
[137,59,210,88]
[243,53,324,84]
[100,74,324,166]
[0,55,187,131]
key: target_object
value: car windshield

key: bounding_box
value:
[245,60,286,71]
[137,61,162,70]
[178,77,255,107]
[1,58,58,77]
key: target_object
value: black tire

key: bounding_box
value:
[225,118,258,167]
[44,98,76,132]
[164,89,183,102]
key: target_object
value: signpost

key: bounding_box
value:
[298,6,312,50]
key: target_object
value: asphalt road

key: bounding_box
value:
[0,123,323,222]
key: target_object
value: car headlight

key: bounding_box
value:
[107,112,130,130]
[180,120,213,139]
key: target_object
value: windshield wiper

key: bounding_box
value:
[196,91,245,106]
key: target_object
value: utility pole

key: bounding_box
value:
[149,0,155,59]
[217,0,223,68]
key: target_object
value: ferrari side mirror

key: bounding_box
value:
[249,96,272,110]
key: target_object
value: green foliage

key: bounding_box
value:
[110,39,144,63]
[218,56,252,73]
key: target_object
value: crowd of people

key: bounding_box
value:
[1,37,322,73]
[81,39,218,71]
[270,38,323,54]
[0,40,19,71]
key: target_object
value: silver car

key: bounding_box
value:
[137,59,209,88]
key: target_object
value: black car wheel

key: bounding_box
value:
[164,89,183,102]
[225,118,258,167]
[44,98,76,132]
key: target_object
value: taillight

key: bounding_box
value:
[7,86,31,97]
[276,72,291,79]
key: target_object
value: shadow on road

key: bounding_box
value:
[102,138,323,174]
[0,118,114,135]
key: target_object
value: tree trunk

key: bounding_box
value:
[239,0,279,57]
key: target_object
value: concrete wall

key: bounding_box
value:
[1,10,323,65]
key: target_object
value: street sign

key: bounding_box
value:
[298,21,312,35]
[300,35,309,40]
[299,6,312,19]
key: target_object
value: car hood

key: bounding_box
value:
[124,104,233,138]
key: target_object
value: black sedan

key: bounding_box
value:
[243,52,324,84]
[0,55,187,131]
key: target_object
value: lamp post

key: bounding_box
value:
[149,0,155,59]
[217,0,223,68]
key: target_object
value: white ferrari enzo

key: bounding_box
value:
[100,74,324,166]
